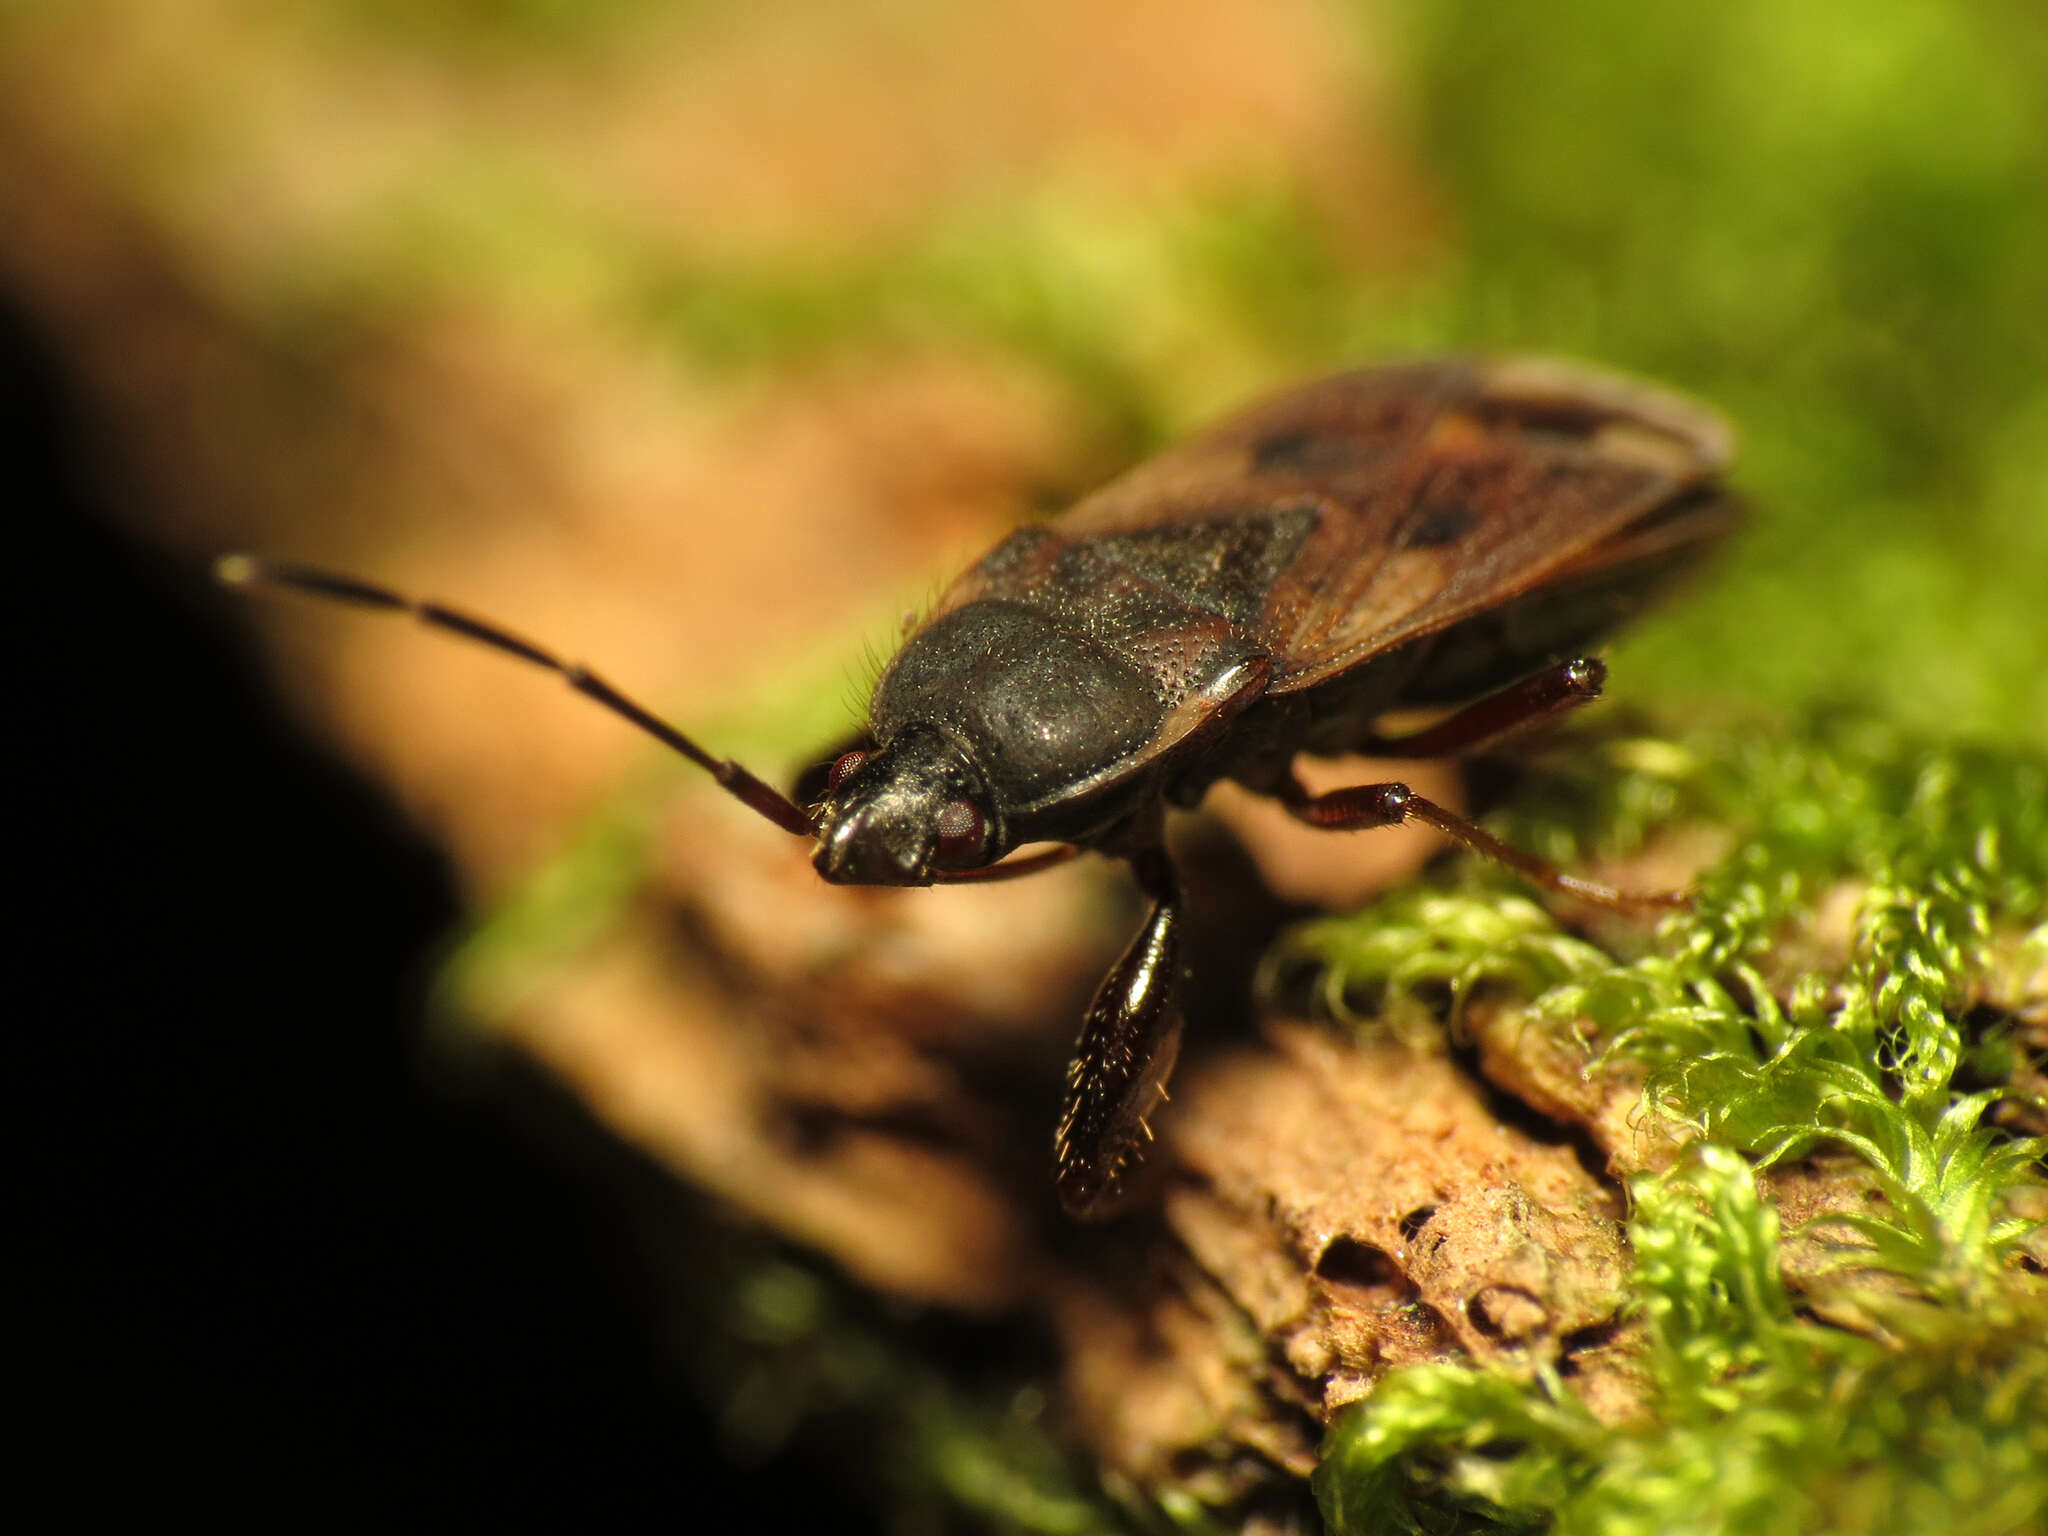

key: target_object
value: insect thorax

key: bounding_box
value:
[870,602,1165,825]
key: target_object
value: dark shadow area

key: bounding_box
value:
[0,295,875,1531]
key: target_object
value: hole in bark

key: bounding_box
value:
[1313,1237,1419,1310]
[1398,1206,1437,1243]
[1961,1002,2017,1041]
[1467,1284,1549,1342]
[1416,1300,1457,1346]
[1378,1299,1458,1356]
[1556,1319,1622,1378]
[776,1103,841,1156]
[1315,1236,1402,1288]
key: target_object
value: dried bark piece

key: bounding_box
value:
[1463,1000,1673,1177]
[489,917,1042,1309]
[1766,1155,1930,1334]
[1163,1024,1630,1411]
[1058,1270,1321,1505]
[1055,1020,1639,1496]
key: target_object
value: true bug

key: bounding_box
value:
[219,356,1735,1218]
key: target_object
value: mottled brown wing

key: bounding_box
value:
[1042,356,1735,693]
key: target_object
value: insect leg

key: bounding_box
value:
[1053,846,1185,1219]
[1280,774,1688,915]
[215,555,816,837]
[1358,657,1605,758]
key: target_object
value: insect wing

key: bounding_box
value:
[1039,357,1736,694]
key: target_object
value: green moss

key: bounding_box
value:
[1319,1147,2048,1536]
[1262,889,1615,1047]
[1281,720,2047,1208]
[1292,714,2048,1534]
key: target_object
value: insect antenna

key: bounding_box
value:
[215,554,817,838]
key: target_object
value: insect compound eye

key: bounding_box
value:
[826,749,869,792]
[933,798,986,862]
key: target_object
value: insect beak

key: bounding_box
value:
[809,726,985,887]
[812,809,931,887]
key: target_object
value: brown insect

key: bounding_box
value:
[219,356,1735,1218]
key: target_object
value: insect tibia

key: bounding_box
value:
[1053,873,1185,1220]
[1283,771,1691,915]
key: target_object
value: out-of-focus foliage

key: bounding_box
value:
[1377,0,2048,743]
[10,0,2043,738]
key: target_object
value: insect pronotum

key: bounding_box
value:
[220,356,1735,1218]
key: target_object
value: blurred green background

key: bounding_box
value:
[1394,0,2048,740]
